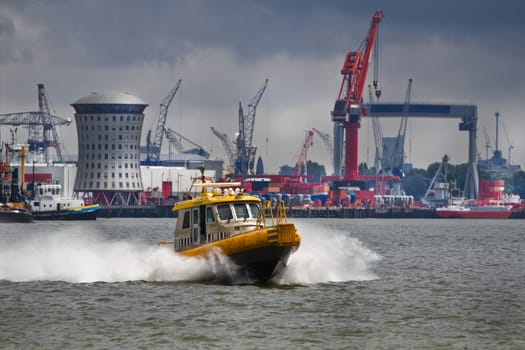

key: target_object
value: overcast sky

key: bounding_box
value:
[0,0,524,174]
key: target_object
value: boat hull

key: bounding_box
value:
[176,223,300,283]
[436,207,512,219]
[32,204,100,221]
[227,245,295,283]
[0,208,34,223]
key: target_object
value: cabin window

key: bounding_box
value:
[206,207,215,223]
[217,204,233,221]
[182,211,190,229]
[234,203,249,220]
[249,203,260,218]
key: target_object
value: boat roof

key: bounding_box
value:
[172,182,260,211]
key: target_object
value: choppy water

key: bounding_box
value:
[1,218,524,349]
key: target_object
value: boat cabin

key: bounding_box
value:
[35,184,62,199]
[31,183,84,212]
[173,187,263,251]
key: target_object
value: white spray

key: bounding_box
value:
[0,222,381,284]
[275,221,381,284]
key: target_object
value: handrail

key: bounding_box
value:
[259,199,288,227]
[276,199,288,225]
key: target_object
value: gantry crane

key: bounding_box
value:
[146,79,182,163]
[0,84,71,163]
[212,78,268,175]
[331,10,383,180]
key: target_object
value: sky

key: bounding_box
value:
[0,0,524,174]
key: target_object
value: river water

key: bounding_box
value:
[1,218,524,349]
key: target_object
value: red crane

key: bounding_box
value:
[331,10,383,180]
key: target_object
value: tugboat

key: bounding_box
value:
[160,167,301,283]
[28,183,100,220]
[0,144,33,223]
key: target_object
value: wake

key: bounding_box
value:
[0,223,381,284]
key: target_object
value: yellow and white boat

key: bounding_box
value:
[160,168,301,283]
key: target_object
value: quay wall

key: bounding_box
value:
[98,205,525,219]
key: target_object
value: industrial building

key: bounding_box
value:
[71,91,148,205]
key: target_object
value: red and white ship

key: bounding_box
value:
[435,200,513,219]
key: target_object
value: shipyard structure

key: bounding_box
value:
[72,91,148,205]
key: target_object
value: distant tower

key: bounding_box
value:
[71,92,148,205]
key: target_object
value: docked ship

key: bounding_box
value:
[435,200,512,219]
[28,183,100,220]
[0,145,33,223]
[160,168,301,283]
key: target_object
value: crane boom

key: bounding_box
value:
[245,78,268,153]
[390,78,412,176]
[294,130,315,177]
[501,120,514,165]
[482,126,492,160]
[312,128,334,173]
[331,11,383,180]
[211,127,235,168]
[165,127,209,158]
[164,127,184,154]
[0,112,70,126]
[37,84,64,163]
[148,79,182,162]
[368,85,384,172]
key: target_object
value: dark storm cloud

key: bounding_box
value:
[3,1,523,67]
[0,12,33,64]
[0,0,524,170]
[1,0,353,67]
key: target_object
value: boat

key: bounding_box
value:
[0,202,33,223]
[435,200,512,219]
[0,144,33,223]
[160,168,301,283]
[28,183,101,220]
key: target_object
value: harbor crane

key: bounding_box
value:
[236,78,268,175]
[501,119,514,166]
[369,79,412,177]
[331,10,383,180]
[210,126,235,170]
[384,78,412,177]
[293,129,315,177]
[146,79,182,163]
[312,128,334,173]
[368,84,384,173]
[212,78,268,175]
[36,83,64,163]
[482,126,493,160]
[0,84,71,163]
[164,127,209,158]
